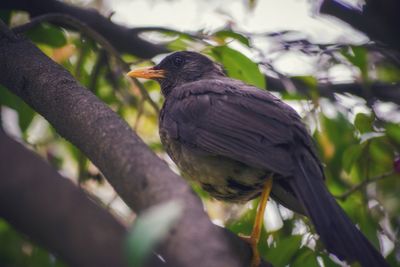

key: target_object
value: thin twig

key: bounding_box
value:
[74,37,86,81]
[12,13,160,114]
[13,14,122,63]
[131,79,160,114]
[134,97,145,131]
[131,26,186,35]
[88,50,107,92]
[335,170,396,201]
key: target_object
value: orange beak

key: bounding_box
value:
[127,67,165,79]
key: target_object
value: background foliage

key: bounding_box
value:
[1,0,399,266]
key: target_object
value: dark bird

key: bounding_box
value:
[128,51,388,267]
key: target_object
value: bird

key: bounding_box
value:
[127,51,389,267]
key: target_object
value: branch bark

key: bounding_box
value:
[0,131,133,267]
[266,76,400,105]
[0,0,168,59]
[0,21,271,267]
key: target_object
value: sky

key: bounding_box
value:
[102,0,368,78]
[109,0,365,44]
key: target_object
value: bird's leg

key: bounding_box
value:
[240,177,273,267]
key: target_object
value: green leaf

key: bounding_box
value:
[369,137,394,168]
[376,63,400,83]
[293,76,318,89]
[214,30,250,47]
[226,200,258,235]
[264,235,302,267]
[342,46,368,81]
[166,34,194,51]
[211,46,266,89]
[126,200,183,267]
[292,248,319,267]
[386,123,400,145]
[0,85,35,132]
[354,113,373,134]
[26,23,67,48]
[0,219,67,267]
[342,144,364,172]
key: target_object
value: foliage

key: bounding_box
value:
[0,219,66,267]
[126,201,183,267]
[1,2,400,267]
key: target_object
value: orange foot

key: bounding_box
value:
[239,177,273,267]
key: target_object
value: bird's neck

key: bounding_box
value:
[160,72,225,97]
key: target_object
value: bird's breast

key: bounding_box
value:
[159,117,269,203]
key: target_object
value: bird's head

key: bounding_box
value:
[127,51,225,96]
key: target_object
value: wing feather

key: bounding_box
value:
[162,78,319,177]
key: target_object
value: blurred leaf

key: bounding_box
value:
[316,130,335,161]
[342,46,368,81]
[126,200,183,267]
[320,113,358,189]
[386,123,400,145]
[293,76,318,89]
[376,63,400,83]
[211,46,266,89]
[0,10,12,25]
[73,38,96,86]
[26,23,67,48]
[166,34,194,51]
[264,235,302,267]
[354,113,374,134]
[214,30,250,47]
[369,137,394,170]
[292,247,319,267]
[191,183,211,200]
[226,200,258,235]
[0,219,66,267]
[0,85,35,132]
[385,249,400,267]
[342,144,364,172]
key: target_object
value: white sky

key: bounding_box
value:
[104,0,367,77]
[109,0,366,43]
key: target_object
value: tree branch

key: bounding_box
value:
[0,131,134,267]
[0,0,168,59]
[320,0,400,52]
[335,170,396,201]
[10,12,160,113]
[0,21,271,267]
[266,76,400,105]
[13,13,123,64]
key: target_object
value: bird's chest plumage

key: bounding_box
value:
[159,105,269,203]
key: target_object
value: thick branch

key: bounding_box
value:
[0,0,168,58]
[266,76,400,105]
[0,131,133,267]
[0,22,270,267]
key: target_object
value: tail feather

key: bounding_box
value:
[289,147,388,267]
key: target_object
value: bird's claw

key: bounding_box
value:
[239,234,261,267]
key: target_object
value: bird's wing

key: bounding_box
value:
[162,79,321,177]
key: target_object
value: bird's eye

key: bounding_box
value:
[173,56,184,67]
